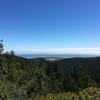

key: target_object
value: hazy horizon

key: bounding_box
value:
[7,48,100,55]
[17,53,100,59]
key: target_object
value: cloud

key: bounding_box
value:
[15,48,100,55]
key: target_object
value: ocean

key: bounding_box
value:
[18,54,98,59]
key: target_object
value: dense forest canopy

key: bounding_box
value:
[0,41,100,100]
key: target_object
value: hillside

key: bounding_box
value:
[1,53,100,99]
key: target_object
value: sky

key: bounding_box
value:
[0,0,100,54]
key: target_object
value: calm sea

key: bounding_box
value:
[18,54,97,59]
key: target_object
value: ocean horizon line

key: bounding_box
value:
[17,53,100,59]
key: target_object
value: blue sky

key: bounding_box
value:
[0,0,100,54]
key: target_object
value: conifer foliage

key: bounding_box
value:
[0,41,100,100]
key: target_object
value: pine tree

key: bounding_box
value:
[0,40,5,81]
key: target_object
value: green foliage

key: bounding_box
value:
[35,87,100,100]
[0,40,3,54]
[1,41,100,99]
[0,40,8,81]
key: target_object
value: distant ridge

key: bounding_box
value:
[17,54,99,59]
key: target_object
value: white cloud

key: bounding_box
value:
[15,48,100,55]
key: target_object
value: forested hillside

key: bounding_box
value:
[1,41,100,100]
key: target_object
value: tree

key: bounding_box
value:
[0,40,3,54]
[10,50,15,56]
[0,40,5,99]
[0,40,5,81]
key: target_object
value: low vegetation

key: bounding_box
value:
[0,40,100,100]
